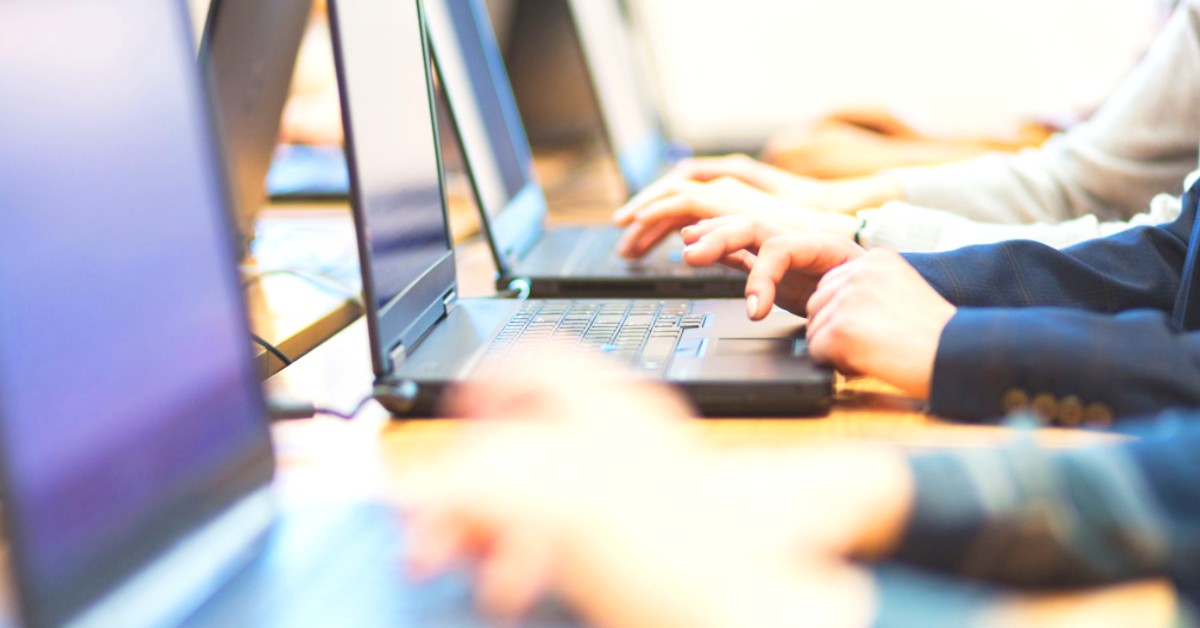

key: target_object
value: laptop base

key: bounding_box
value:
[507,225,749,299]
[188,502,577,626]
[382,298,835,419]
[382,378,834,419]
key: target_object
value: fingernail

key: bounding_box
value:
[746,295,759,319]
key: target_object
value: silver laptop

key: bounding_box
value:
[199,0,313,251]
[330,0,834,417]
[0,4,564,625]
[426,0,745,299]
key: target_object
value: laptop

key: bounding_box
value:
[506,0,677,195]
[426,0,746,299]
[199,0,313,251]
[562,0,677,195]
[0,4,544,625]
[329,0,834,417]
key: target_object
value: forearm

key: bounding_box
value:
[574,563,875,628]
[892,419,1200,599]
[705,447,915,559]
[561,447,895,628]
[819,174,905,214]
[902,204,1191,311]
[870,565,1184,628]
[888,147,1099,225]
[860,195,1183,253]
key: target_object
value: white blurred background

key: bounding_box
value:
[191,0,1174,154]
[622,0,1165,150]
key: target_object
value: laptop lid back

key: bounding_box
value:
[566,0,669,194]
[0,3,274,626]
[427,0,549,274]
[200,0,313,249]
[328,0,457,376]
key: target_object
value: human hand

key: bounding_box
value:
[613,154,817,211]
[679,219,953,397]
[679,216,866,319]
[612,175,861,258]
[397,363,888,627]
[612,155,902,249]
[805,250,956,398]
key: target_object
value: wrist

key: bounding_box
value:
[840,448,915,559]
[827,175,904,214]
[725,447,915,560]
[820,212,865,241]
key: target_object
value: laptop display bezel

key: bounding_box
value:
[329,0,460,376]
[0,4,276,626]
[427,0,551,277]
[198,0,313,252]
[565,0,671,195]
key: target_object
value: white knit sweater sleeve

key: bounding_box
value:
[859,194,1184,252]
[883,0,1200,227]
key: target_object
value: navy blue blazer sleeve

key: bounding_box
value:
[892,414,1200,611]
[902,206,1200,421]
[904,205,1191,313]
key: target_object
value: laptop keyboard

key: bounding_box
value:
[575,228,735,277]
[473,301,706,377]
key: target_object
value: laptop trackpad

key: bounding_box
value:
[714,338,803,357]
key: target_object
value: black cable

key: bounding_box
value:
[251,333,293,366]
[311,395,376,420]
[267,381,418,423]
[492,287,524,299]
[268,393,378,422]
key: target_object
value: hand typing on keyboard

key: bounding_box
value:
[680,216,954,399]
[397,362,891,627]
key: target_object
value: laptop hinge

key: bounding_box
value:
[388,342,407,369]
[442,288,457,311]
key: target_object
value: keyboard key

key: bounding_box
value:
[474,301,694,376]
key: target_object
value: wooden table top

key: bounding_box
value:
[258,148,1172,626]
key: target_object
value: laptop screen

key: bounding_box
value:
[330,0,452,314]
[427,0,550,266]
[0,4,273,625]
[567,0,667,193]
[200,0,312,248]
[428,0,535,221]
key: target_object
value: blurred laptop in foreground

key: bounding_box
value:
[0,3,499,625]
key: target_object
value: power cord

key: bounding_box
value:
[266,381,419,423]
[251,333,294,366]
[266,395,374,422]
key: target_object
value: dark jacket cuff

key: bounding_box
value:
[927,307,1200,423]
[891,454,990,573]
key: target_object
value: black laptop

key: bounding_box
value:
[329,0,834,418]
[0,4,542,625]
[425,0,746,299]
